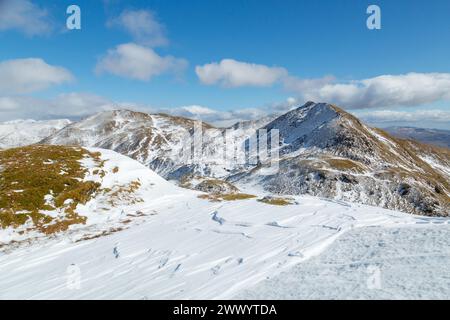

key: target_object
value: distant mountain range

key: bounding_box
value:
[1,102,449,216]
[385,126,450,148]
[0,119,71,149]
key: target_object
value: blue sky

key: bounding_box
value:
[0,0,449,128]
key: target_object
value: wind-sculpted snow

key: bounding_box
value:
[0,168,428,298]
[238,224,450,299]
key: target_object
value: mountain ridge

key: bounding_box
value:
[5,101,449,216]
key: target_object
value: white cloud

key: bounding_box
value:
[107,9,168,47]
[298,73,450,109]
[0,96,25,111]
[168,105,270,127]
[179,105,218,116]
[95,43,188,81]
[286,97,297,105]
[167,97,303,127]
[0,93,115,121]
[0,92,266,127]
[355,109,450,123]
[196,57,450,110]
[2,86,448,130]
[283,75,335,93]
[196,59,288,87]
[0,0,52,36]
[0,58,74,94]
[51,93,116,117]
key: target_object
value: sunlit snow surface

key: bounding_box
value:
[0,148,448,299]
[238,225,450,299]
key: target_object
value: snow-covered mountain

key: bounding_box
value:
[40,110,231,180]
[385,126,450,148]
[0,119,71,149]
[233,102,450,216]
[1,145,441,299]
[228,115,277,132]
[39,103,449,216]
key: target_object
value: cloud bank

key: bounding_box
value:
[303,73,450,109]
[1,91,449,130]
[0,58,74,94]
[196,59,450,110]
[355,109,450,124]
[0,93,116,121]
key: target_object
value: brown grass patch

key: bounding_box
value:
[258,196,294,206]
[198,193,256,202]
[0,145,103,233]
[324,158,366,173]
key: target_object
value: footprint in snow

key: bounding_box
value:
[266,221,291,228]
[288,251,304,258]
[113,245,120,259]
[211,211,226,225]
[211,265,221,275]
[170,264,182,278]
[158,252,171,269]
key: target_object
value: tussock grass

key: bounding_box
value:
[325,158,366,173]
[258,196,294,206]
[0,145,103,233]
[180,175,240,195]
[198,193,256,202]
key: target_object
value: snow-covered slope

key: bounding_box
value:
[238,224,450,299]
[0,146,448,299]
[0,119,71,149]
[228,115,277,133]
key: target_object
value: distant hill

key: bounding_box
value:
[385,126,450,148]
[0,119,71,149]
